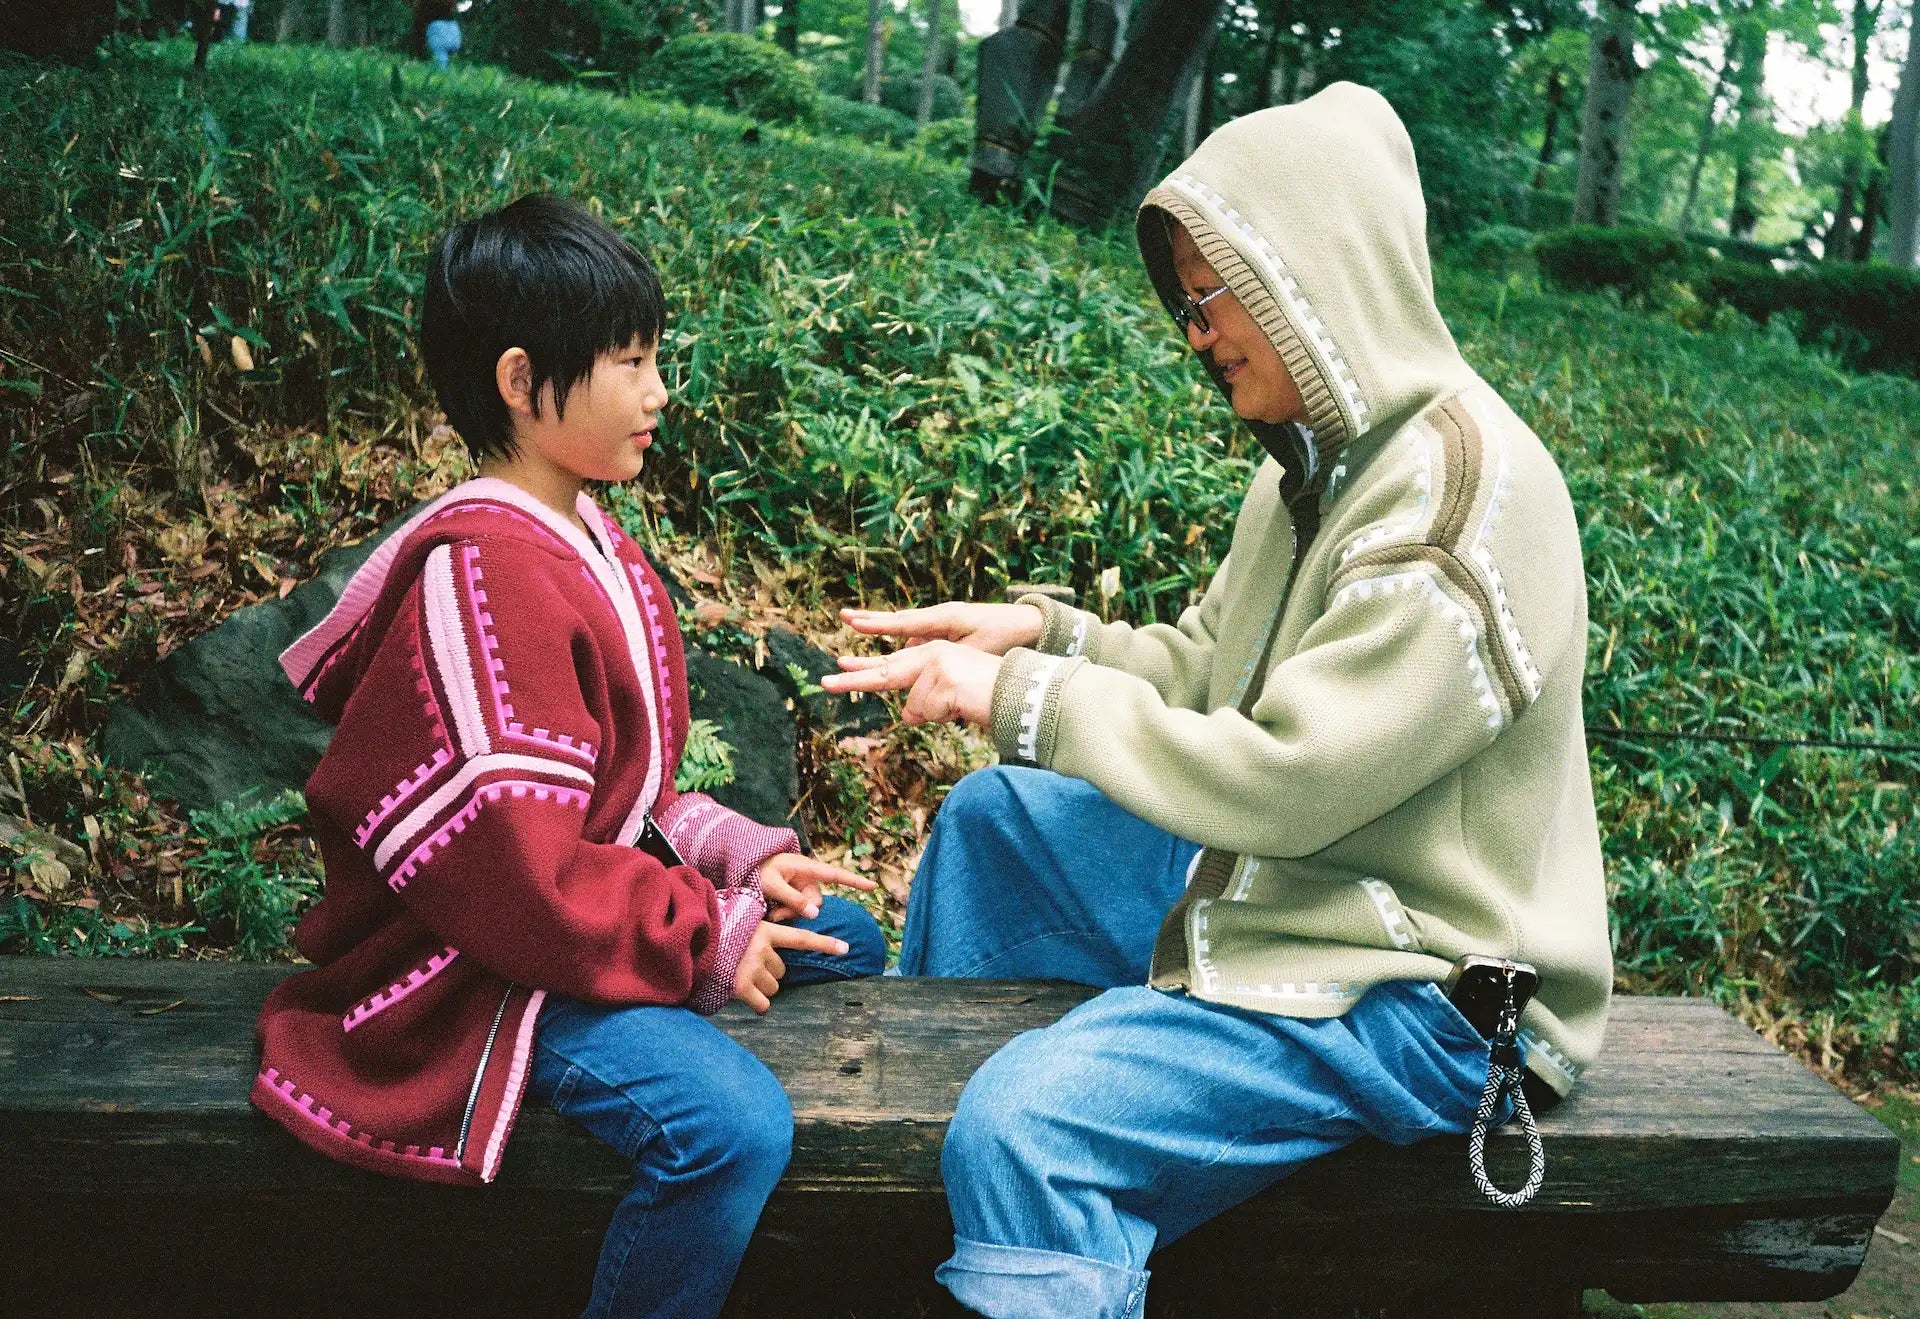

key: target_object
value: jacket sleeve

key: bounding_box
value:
[1016,556,1231,714]
[989,546,1538,859]
[307,538,760,1010]
[653,790,799,891]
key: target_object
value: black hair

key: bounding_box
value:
[422,194,665,463]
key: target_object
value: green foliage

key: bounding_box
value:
[675,718,738,793]
[1535,225,1695,296]
[1695,261,1920,378]
[1442,263,1919,1080]
[4,43,1917,1081]
[0,894,199,957]
[183,791,319,961]
[1447,224,1536,277]
[649,33,818,124]
[1536,226,1920,377]
[913,116,972,164]
[815,95,918,148]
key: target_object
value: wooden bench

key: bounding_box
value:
[0,955,1899,1318]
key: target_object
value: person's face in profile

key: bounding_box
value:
[1170,224,1305,426]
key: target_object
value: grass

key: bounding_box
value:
[1,39,1914,1089]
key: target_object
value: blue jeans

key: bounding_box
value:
[905,766,1499,1319]
[530,894,885,1319]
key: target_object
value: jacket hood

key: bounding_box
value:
[1137,83,1473,462]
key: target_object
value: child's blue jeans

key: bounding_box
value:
[530,894,886,1319]
[902,765,1502,1319]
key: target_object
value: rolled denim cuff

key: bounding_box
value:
[937,1237,1148,1319]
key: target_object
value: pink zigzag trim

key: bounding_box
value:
[461,544,598,768]
[282,484,588,695]
[386,780,591,891]
[341,946,461,1032]
[633,568,675,745]
[258,1066,458,1166]
[358,748,454,849]
[357,640,457,846]
[481,987,546,1182]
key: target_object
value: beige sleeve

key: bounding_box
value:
[1016,555,1231,714]
[991,557,1515,858]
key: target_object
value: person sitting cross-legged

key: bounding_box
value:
[824,84,1612,1319]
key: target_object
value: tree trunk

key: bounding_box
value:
[193,0,221,67]
[325,0,349,47]
[970,0,1071,199]
[1573,0,1640,226]
[1677,46,1733,233]
[1257,0,1291,107]
[1821,0,1878,257]
[918,0,945,127]
[1044,0,1227,226]
[775,0,799,53]
[1726,12,1770,241]
[2,0,116,61]
[863,0,887,104]
[1059,0,1124,126]
[1533,67,1566,189]
[276,0,305,42]
[1889,17,1920,264]
[1180,24,1219,157]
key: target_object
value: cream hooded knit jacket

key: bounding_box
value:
[985,84,1611,1097]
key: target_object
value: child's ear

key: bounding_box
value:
[495,347,535,417]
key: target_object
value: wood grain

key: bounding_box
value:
[0,957,1900,1316]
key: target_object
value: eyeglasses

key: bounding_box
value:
[1172,284,1231,336]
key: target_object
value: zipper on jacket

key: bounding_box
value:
[455,985,515,1164]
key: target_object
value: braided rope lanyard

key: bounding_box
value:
[1467,967,1545,1209]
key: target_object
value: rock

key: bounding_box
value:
[100,524,404,815]
[761,626,889,737]
[684,649,800,835]
[101,512,805,836]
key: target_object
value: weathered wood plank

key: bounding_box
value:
[0,955,1900,1313]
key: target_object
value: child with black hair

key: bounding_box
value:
[253,193,886,1319]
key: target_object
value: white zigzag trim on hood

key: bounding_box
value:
[1168,172,1371,432]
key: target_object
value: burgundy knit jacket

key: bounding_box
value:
[253,479,796,1185]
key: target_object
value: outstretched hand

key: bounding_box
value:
[819,641,1001,730]
[839,601,1042,656]
[732,921,851,1014]
[758,851,876,923]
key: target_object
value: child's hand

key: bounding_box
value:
[820,641,1001,729]
[733,921,852,1014]
[758,852,877,922]
[840,602,1043,656]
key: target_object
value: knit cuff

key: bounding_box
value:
[1017,593,1101,662]
[686,885,768,1016]
[990,649,1083,768]
[656,792,801,891]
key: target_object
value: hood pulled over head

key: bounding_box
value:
[1137,83,1472,458]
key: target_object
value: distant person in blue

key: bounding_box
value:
[424,0,465,70]
[221,0,250,43]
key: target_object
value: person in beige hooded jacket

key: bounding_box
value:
[823,83,1611,1319]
